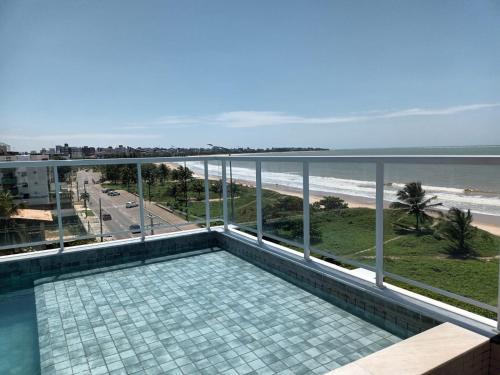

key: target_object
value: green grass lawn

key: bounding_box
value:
[313,208,500,316]
[104,177,500,319]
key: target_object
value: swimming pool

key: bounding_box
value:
[1,249,402,374]
[0,289,40,374]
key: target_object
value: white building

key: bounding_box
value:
[0,142,11,154]
[0,154,51,206]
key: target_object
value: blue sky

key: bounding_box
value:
[0,0,499,151]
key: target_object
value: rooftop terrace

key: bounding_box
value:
[1,154,500,374]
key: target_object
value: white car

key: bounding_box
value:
[126,201,138,208]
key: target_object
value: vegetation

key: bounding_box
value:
[439,207,475,257]
[0,191,24,244]
[313,196,349,210]
[390,181,442,232]
[80,191,90,218]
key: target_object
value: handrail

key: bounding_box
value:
[2,154,500,168]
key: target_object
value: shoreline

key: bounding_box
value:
[264,183,500,236]
[161,162,500,236]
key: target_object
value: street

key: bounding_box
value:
[75,169,199,240]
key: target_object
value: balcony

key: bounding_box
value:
[1,155,500,374]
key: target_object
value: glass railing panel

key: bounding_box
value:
[140,161,206,235]
[184,160,221,226]
[227,161,257,232]
[207,160,223,225]
[63,163,142,244]
[174,160,224,226]
[0,166,60,255]
[383,162,500,318]
[308,162,377,270]
[261,161,304,246]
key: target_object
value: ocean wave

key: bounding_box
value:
[183,161,500,217]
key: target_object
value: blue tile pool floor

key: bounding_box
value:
[35,250,401,375]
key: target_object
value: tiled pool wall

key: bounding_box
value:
[0,232,217,294]
[0,230,439,338]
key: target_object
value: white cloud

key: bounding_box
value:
[126,103,500,129]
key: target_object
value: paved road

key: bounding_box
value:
[76,170,199,240]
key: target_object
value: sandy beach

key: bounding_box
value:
[264,183,500,236]
[160,162,500,236]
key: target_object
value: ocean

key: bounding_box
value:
[183,146,500,218]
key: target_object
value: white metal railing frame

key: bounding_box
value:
[2,154,500,328]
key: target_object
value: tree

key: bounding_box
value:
[390,182,442,231]
[318,196,348,210]
[102,165,121,184]
[172,166,193,212]
[210,180,222,195]
[80,192,90,217]
[0,191,20,218]
[171,165,193,182]
[159,164,170,184]
[120,165,137,191]
[192,179,204,200]
[142,164,159,202]
[440,207,475,257]
[167,183,178,199]
[210,180,223,203]
[276,195,303,212]
[0,191,24,244]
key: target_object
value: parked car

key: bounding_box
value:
[84,180,89,184]
[129,224,141,234]
[102,188,110,193]
[102,212,112,221]
[107,191,120,196]
[126,201,138,208]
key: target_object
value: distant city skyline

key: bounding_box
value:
[1,0,499,150]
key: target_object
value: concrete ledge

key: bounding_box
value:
[326,322,489,375]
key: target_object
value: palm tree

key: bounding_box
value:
[390,182,442,231]
[80,191,90,217]
[0,191,23,244]
[159,164,170,184]
[440,207,475,257]
[120,165,137,191]
[142,164,159,202]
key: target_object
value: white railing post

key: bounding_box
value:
[303,162,310,260]
[136,163,146,241]
[53,166,64,251]
[256,161,263,244]
[204,160,211,231]
[222,160,229,231]
[497,261,500,330]
[375,161,385,287]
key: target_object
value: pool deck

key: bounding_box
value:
[35,250,400,375]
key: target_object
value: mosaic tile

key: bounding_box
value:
[35,251,401,374]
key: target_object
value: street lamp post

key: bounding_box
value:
[99,197,103,242]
